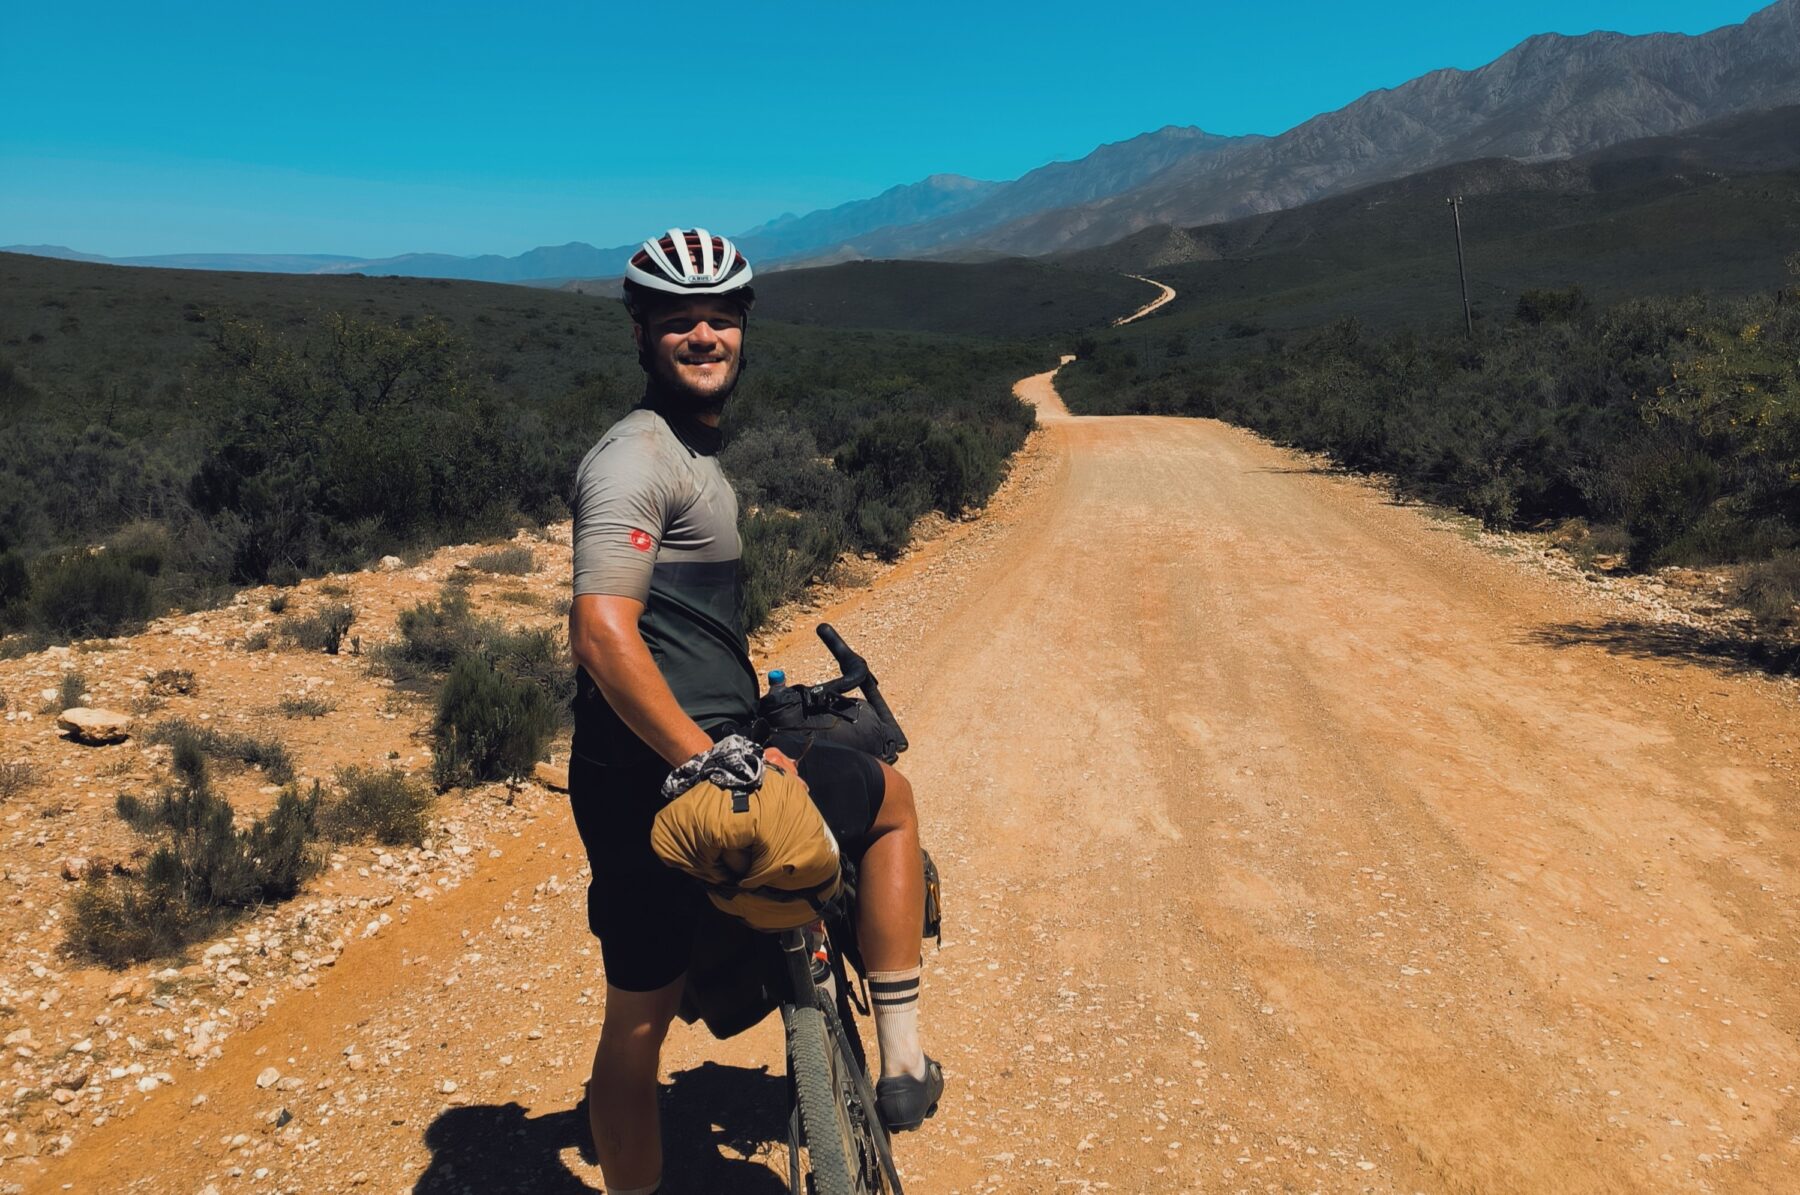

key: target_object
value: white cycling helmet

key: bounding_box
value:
[622,227,755,318]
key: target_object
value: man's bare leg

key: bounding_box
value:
[589,977,684,1192]
[855,764,940,1131]
[856,763,925,972]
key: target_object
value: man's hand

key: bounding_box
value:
[763,746,799,776]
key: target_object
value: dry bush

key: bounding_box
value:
[0,762,38,801]
[283,603,355,655]
[68,780,318,966]
[1736,551,1800,627]
[148,668,197,697]
[277,694,335,719]
[320,767,432,846]
[146,718,295,785]
[469,545,537,575]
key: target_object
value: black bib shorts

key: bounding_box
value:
[568,730,885,993]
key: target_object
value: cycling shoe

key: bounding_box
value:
[875,1056,943,1132]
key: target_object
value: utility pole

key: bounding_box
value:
[1446,196,1473,338]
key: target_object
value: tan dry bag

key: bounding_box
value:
[650,765,843,931]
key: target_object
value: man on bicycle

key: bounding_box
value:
[568,228,942,1194]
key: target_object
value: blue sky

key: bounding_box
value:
[0,1,1768,257]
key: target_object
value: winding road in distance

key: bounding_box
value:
[1113,274,1176,325]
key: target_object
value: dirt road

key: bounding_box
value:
[1113,276,1175,326]
[31,367,1800,1193]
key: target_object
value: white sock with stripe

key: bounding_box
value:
[868,964,925,1081]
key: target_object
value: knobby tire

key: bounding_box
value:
[787,1003,859,1195]
[785,1002,897,1194]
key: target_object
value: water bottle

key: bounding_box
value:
[767,668,786,694]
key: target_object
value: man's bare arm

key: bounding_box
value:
[570,593,714,767]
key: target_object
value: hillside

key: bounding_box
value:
[0,253,1055,651]
[858,0,1800,260]
[748,259,1160,336]
[1056,105,1800,347]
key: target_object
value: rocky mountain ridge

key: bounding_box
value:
[902,0,1800,257]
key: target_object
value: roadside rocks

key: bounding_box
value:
[55,708,132,746]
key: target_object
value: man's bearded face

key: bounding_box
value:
[633,296,746,412]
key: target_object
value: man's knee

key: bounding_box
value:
[596,980,683,1071]
[874,763,917,836]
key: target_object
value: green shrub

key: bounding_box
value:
[0,551,28,628]
[147,718,296,785]
[57,671,87,711]
[740,509,847,630]
[284,602,355,654]
[1514,286,1590,326]
[28,551,156,639]
[468,545,537,575]
[430,655,556,789]
[1736,551,1800,627]
[321,767,432,845]
[68,779,318,966]
[378,590,569,715]
[378,590,489,680]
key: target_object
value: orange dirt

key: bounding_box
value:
[11,366,1800,1193]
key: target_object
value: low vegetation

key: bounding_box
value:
[0,762,37,801]
[67,751,318,966]
[146,718,296,785]
[282,601,356,655]
[430,656,557,790]
[319,766,433,846]
[468,545,537,575]
[276,694,335,718]
[0,252,1045,651]
[1060,289,1800,594]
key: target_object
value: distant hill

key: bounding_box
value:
[775,127,1252,266]
[2,245,365,273]
[749,259,1159,336]
[852,0,1800,259]
[1055,105,1800,349]
[733,175,1001,265]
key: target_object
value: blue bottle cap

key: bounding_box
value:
[768,669,786,684]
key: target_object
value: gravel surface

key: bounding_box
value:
[7,366,1799,1193]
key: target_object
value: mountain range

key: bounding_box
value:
[9,0,1797,283]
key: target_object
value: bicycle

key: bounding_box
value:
[672,623,937,1195]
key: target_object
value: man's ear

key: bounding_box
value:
[630,321,646,354]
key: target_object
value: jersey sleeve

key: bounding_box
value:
[571,434,679,601]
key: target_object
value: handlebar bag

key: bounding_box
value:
[650,765,844,931]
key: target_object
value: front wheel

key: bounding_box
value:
[785,1003,895,1194]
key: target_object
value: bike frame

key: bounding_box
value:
[778,924,905,1193]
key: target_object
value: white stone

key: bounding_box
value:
[56,708,132,745]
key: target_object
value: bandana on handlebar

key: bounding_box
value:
[661,734,766,812]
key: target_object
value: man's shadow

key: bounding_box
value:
[415,1061,790,1193]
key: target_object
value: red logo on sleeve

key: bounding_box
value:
[629,529,654,552]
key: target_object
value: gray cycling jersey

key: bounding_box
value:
[570,401,757,767]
